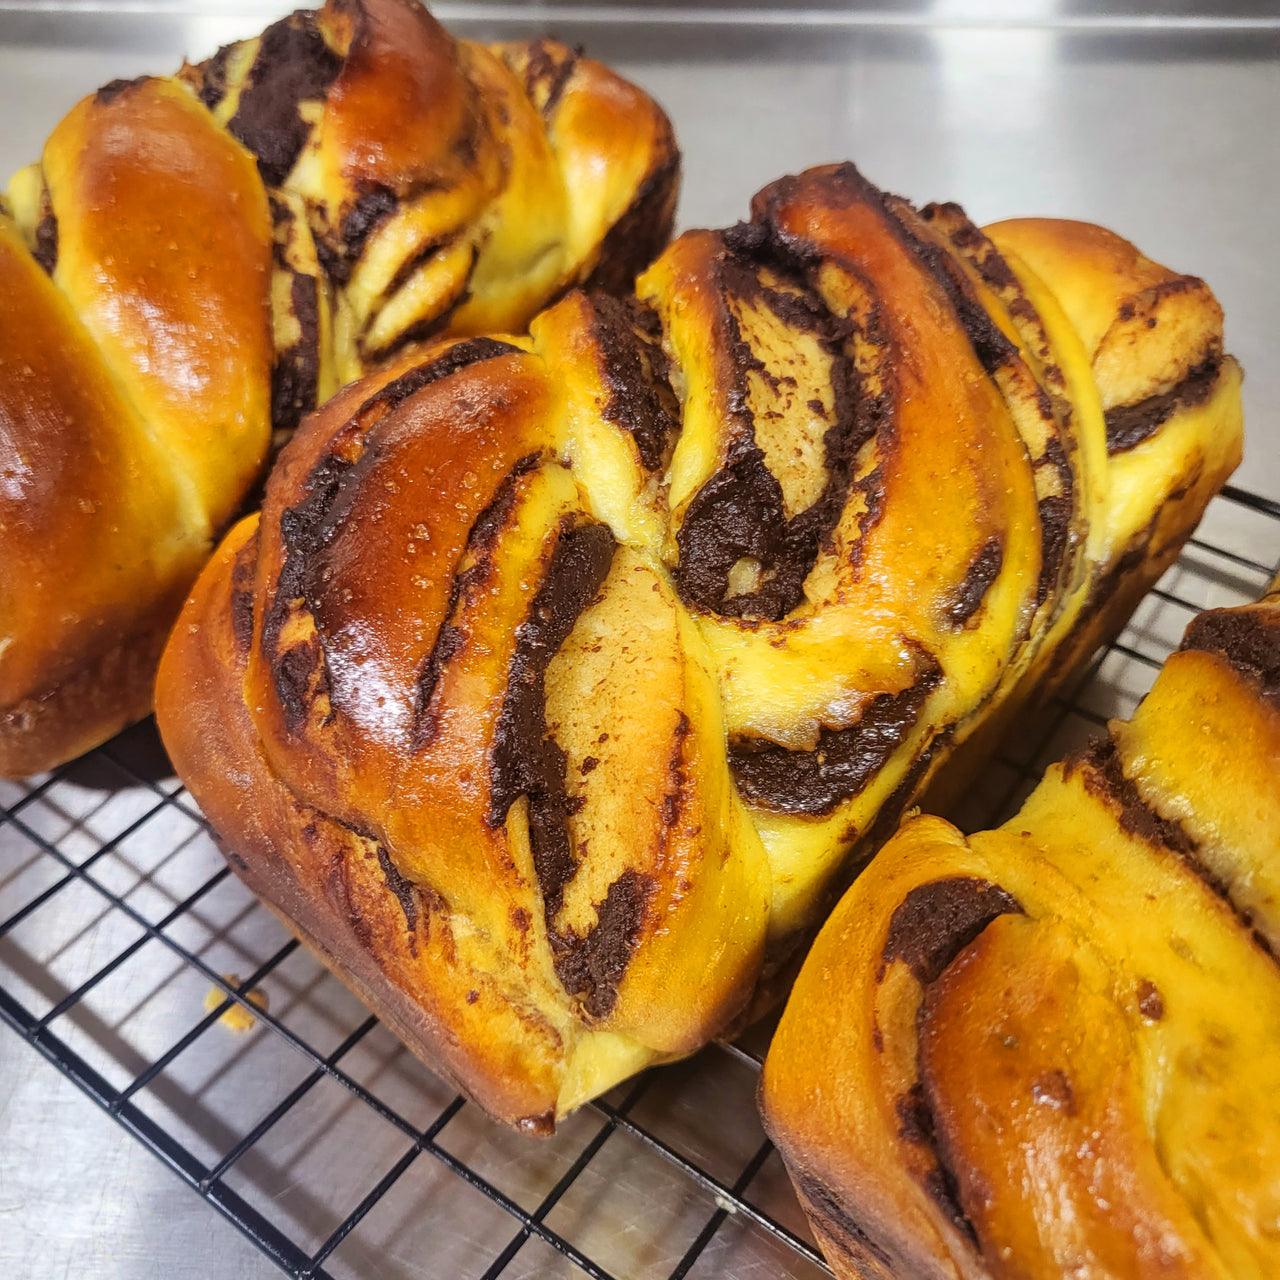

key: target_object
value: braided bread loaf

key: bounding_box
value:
[0,0,676,777]
[761,579,1280,1280]
[156,163,1242,1130]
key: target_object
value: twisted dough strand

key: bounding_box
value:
[762,578,1280,1280]
[158,162,1242,1129]
[0,0,677,776]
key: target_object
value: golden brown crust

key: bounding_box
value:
[0,0,678,779]
[762,590,1280,1280]
[161,337,771,1122]
[0,117,230,757]
[44,76,275,527]
[160,162,1243,1129]
[320,0,474,194]
[157,518,569,1129]
[0,591,184,779]
[986,218,1223,409]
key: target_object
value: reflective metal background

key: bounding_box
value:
[2,4,1278,1277]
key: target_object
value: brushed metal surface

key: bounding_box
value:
[1,6,1278,1278]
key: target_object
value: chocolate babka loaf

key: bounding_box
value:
[761,579,1280,1280]
[0,0,676,777]
[156,162,1242,1130]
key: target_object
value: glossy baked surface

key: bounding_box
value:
[0,0,676,778]
[158,162,1241,1129]
[762,582,1280,1280]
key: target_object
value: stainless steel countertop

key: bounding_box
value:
[2,4,1279,1277]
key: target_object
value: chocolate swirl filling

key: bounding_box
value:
[223,11,343,188]
[486,518,616,895]
[268,196,324,434]
[265,338,521,727]
[32,206,57,276]
[730,658,942,815]
[582,150,681,299]
[590,293,680,472]
[487,520,648,1017]
[675,228,871,622]
[1182,603,1280,706]
[1104,354,1222,454]
[881,877,1024,1244]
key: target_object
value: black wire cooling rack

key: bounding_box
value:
[2,483,1278,1280]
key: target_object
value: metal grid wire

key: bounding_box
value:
[2,483,1278,1280]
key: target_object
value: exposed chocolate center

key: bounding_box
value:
[590,293,680,472]
[487,519,652,1018]
[270,270,322,435]
[225,12,343,188]
[730,660,941,815]
[674,229,871,622]
[943,537,1004,629]
[1065,735,1198,858]
[880,876,1023,986]
[1181,603,1280,705]
[1103,354,1221,454]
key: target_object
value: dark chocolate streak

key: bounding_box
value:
[199,42,233,111]
[332,188,400,285]
[773,170,1075,619]
[1040,434,1074,496]
[488,519,617,861]
[411,454,540,751]
[676,441,788,617]
[675,229,872,622]
[896,1082,934,1145]
[918,200,1077,605]
[581,150,680,299]
[881,876,1018,1251]
[361,245,479,363]
[923,202,1021,296]
[922,1165,979,1244]
[1073,734,1280,965]
[1066,736,1197,857]
[95,76,148,106]
[230,532,260,656]
[32,211,57,276]
[881,877,1022,986]
[944,537,1003,628]
[877,194,1018,379]
[411,625,466,751]
[384,233,454,299]
[914,985,994,1246]
[265,338,521,729]
[375,844,419,933]
[555,867,656,1020]
[1036,493,1073,607]
[270,270,323,435]
[226,12,342,188]
[729,659,941,815]
[753,164,1036,637]
[589,293,680,472]
[486,520,637,1015]
[1104,354,1221,454]
[517,38,579,119]
[268,446,348,730]
[1182,603,1280,706]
